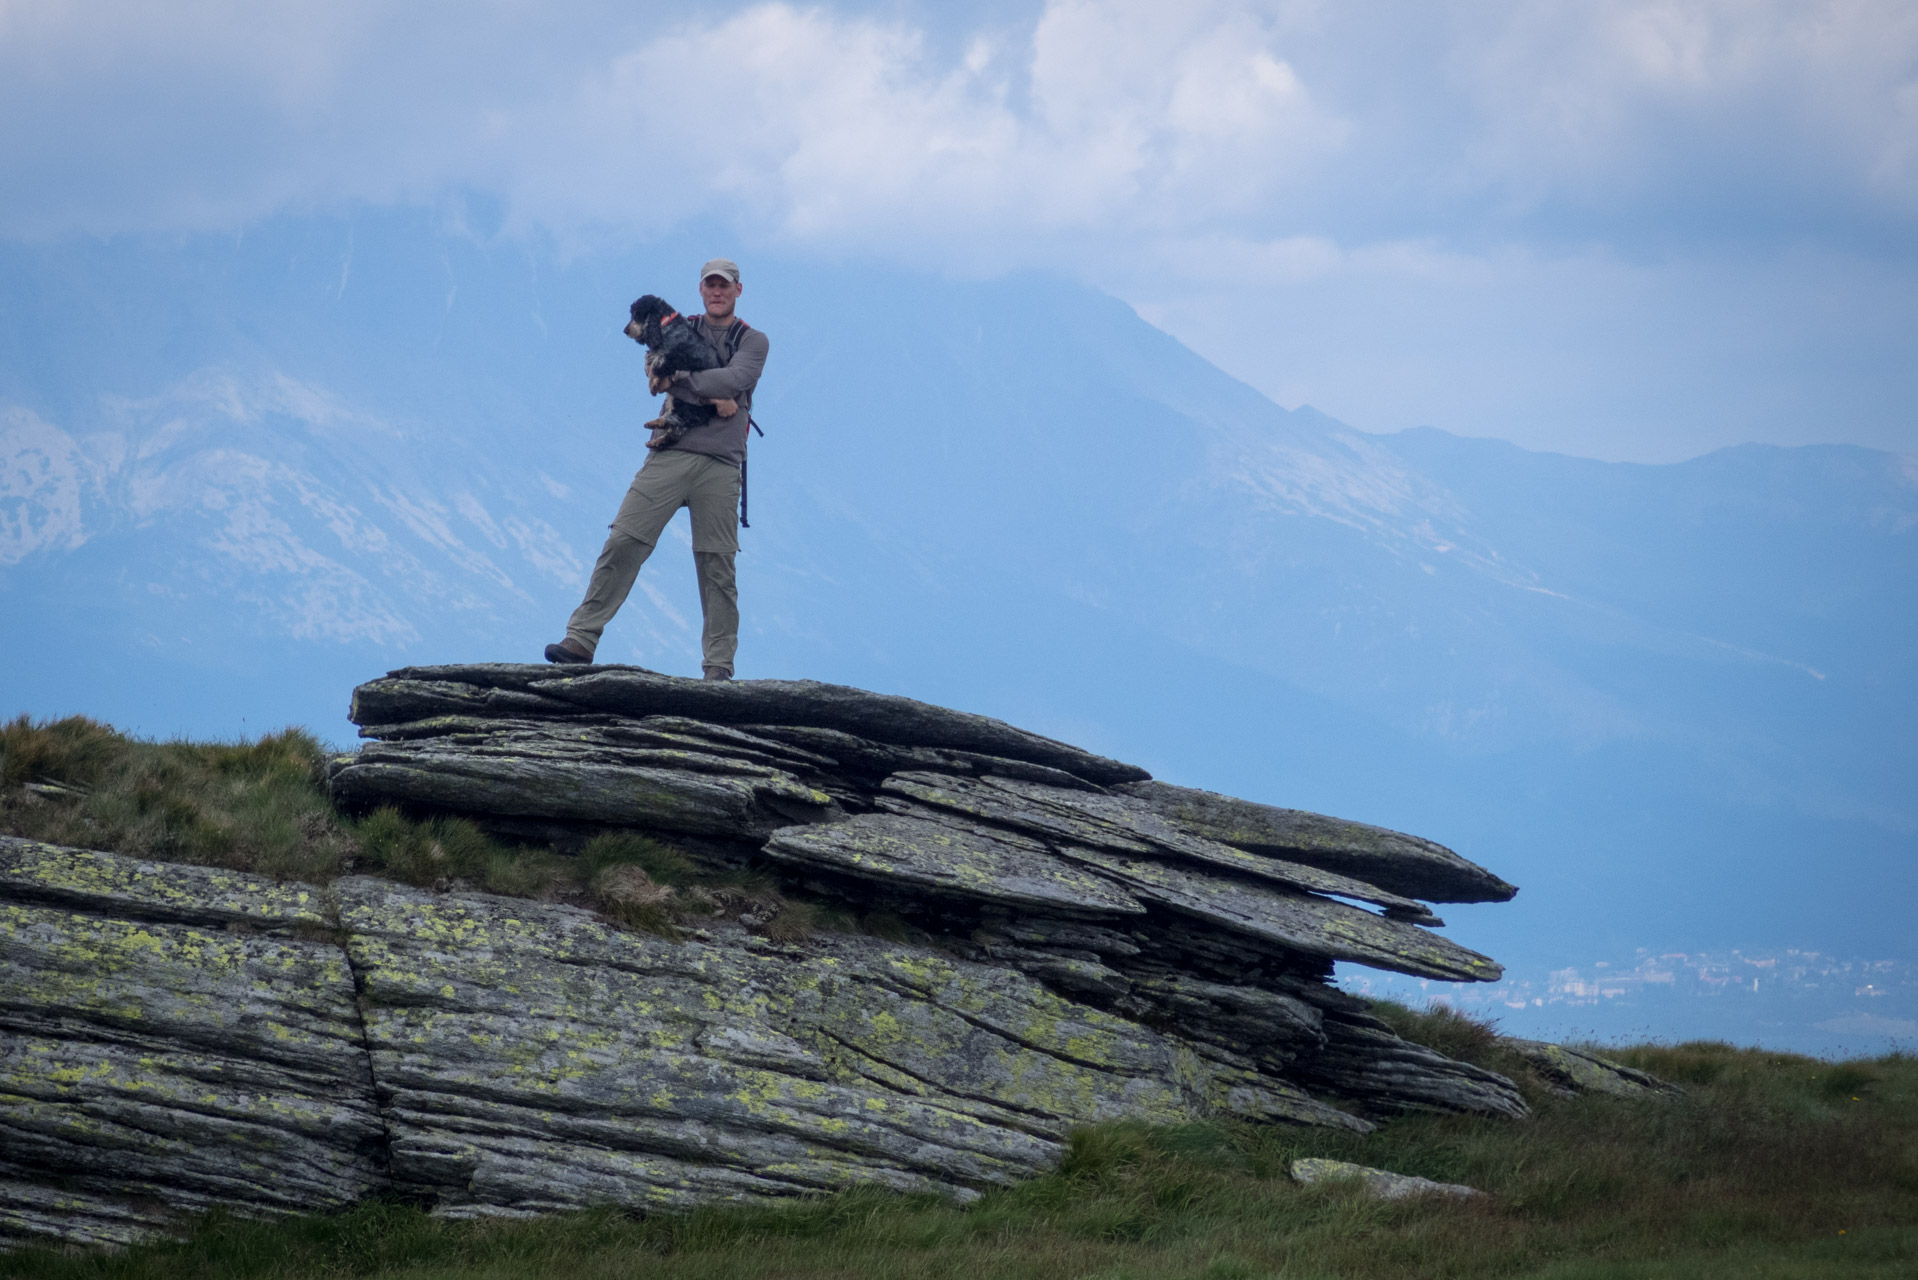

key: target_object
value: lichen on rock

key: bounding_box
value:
[0,838,384,1250]
[3,663,1563,1249]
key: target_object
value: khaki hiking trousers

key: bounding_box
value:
[564,449,741,675]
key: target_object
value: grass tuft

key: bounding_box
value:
[0,713,128,790]
[350,806,577,899]
[589,863,682,938]
[577,830,696,885]
[1368,997,1503,1066]
[0,717,351,882]
[0,717,834,942]
[1817,1061,1879,1101]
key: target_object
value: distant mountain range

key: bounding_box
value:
[3,211,1913,1052]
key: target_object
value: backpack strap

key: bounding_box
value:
[737,413,766,531]
[722,320,756,529]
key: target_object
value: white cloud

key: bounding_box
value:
[3,0,1915,457]
[10,0,1908,249]
[1449,0,1918,214]
[488,0,1347,251]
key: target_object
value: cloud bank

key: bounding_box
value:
[5,0,1910,246]
[3,0,1916,457]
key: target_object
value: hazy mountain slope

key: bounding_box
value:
[1,212,1913,1047]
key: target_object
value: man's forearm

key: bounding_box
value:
[674,337,768,401]
[673,368,753,400]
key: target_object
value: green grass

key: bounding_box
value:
[7,716,1916,1276]
[0,715,848,940]
[0,715,965,945]
[0,713,353,881]
[7,1045,1914,1279]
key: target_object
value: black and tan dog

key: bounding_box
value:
[624,294,723,450]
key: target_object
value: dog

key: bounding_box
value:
[624,294,722,450]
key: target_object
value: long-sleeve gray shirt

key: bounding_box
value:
[662,316,770,467]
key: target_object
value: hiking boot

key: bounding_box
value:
[544,640,592,665]
[702,665,732,682]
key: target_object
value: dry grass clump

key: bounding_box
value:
[580,832,687,936]
[575,831,830,941]
[0,714,126,791]
[0,715,838,943]
[348,812,826,940]
[0,714,353,882]
[1368,997,1505,1065]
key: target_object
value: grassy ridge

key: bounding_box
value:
[6,716,1915,1276]
[0,715,822,936]
[9,1042,1915,1279]
[0,714,351,881]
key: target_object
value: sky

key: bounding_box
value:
[4,0,1916,462]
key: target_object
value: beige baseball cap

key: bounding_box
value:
[699,258,741,284]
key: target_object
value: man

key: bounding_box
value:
[544,258,770,679]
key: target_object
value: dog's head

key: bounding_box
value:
[626,294,680,346]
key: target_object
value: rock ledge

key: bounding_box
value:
[4,666,1556,1250]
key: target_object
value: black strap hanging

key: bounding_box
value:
[713,319,760,530]
[740,415,763,528]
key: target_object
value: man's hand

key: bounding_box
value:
[714,397,739,417]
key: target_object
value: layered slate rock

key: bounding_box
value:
[1116,780,1518,905]
[1,840,1358,1246]
[4,665,1547,1248]
[334,876,1358,1217]
[329,664,1525,1124]
[0,838,386,1250]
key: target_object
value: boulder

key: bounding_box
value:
[1498,1038,1683,1099]
[325,666,1532,1120]
[1289,1157,1483,1200]
[336,876,1201,1214]
[350,666,1150,786]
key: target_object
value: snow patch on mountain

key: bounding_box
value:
[1,368,595,647]
[1,407,89,564]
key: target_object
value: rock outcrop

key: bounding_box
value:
[3,665,1560,1250]
[0,842,385,1248]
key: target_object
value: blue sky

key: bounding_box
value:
[5,0,1915,462]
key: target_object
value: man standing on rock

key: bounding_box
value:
[545,258,770,680]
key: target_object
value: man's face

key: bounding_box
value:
[700,275,742,318]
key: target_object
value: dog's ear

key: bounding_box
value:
[631,294,674,324]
